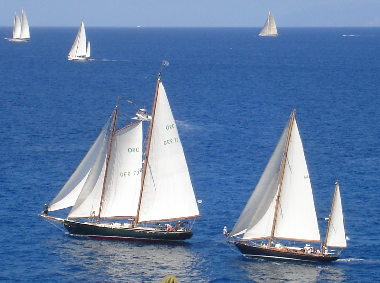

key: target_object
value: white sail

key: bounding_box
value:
[20,9,30,39]
[99,121,143,218]
[48,120,110,212]
[138,82,199,222]
[259,11,278,36]
[86,41,91,58]
[12,12,21,39]
[229,119,290,239]
[229,111,320,243]
[68,21,89,60]
[68,133,109,218]
[274,119,320,242]
[325,182,347,248]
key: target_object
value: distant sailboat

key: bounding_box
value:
[40,73,200,242]
[68,21,90,60]
[227,110,347,262]
[259,11,278,36]
[6,8,30,42]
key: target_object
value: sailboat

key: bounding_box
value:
[259,11,278,36]
[227,110,347,262]
[40,73,200,241]
[68,21,91,60]
[6,8,30,42]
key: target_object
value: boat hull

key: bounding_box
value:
[63,220,193,242]
[234,242,338,262]
[6,38,29,42]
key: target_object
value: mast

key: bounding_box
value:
[323,180,339,249]
[269,109,296,246]
[97,106,118,222]
[134,73,161,226]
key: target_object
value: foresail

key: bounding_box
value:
[13,12,21,39]
[99,121,143,218]
[325,183,347,248]
[274,119,320,242]
[138,82,199,222]
[229,116,290,240]
[20,9,29,39]
[48,120,110,211]
[68,135,109,218]
[259,11,278,36]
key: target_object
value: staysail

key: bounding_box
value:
[137,81,200,223]
[324,182,347,248]
[259,11,278,36]
[229,111,320,242]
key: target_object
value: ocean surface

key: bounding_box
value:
[1,27,380,282]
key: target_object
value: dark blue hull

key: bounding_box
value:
[235,242,338,262]
[63,219,193,242]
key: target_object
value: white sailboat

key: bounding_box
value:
[227,110,346,262]
[259,11,278,36]
[68,21,91,60]
[41,73,200,241]
[6,8,30,42]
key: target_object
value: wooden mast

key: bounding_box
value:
[269,109,296,246]
[134,73,161,226]
[97,106,118,223]
[323,180,339,251]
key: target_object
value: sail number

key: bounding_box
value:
[164,137,179,145]
[166,124,175,130]
[120,170,140,177]
[128,147,140,153]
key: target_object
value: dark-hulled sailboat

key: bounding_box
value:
[227,110,347,262]
[41,73,200,241]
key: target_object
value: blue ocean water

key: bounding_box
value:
[0,27,379,282]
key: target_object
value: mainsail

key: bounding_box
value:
[229,111,320,242]
[20,8,30,40]
[68,21,90,60]
[324,182,347,248]
[137,81,200,223]
[259,11,278,36]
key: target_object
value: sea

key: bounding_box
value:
[0,27,379,282]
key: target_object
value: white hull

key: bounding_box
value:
[7,38,29,42]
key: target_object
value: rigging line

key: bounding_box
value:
[147,159,157,192]
[42,218,67,233]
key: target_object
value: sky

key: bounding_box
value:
[1,0,380,28]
